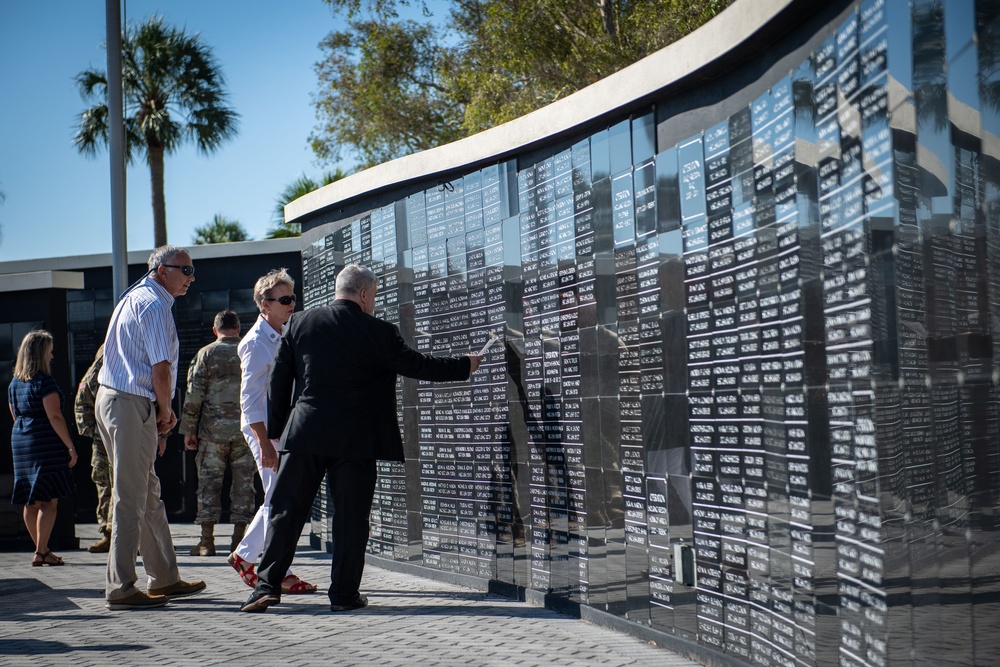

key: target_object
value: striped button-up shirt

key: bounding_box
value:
[98,275,179,400]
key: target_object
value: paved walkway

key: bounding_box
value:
[0,523,703,666]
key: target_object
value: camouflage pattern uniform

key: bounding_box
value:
[180,336,255,525]
[74,345,113,535]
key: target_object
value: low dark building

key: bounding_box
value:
[0,238,302,550]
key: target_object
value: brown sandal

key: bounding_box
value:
[32,551,64,566]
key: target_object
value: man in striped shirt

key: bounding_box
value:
[95,245,207,610]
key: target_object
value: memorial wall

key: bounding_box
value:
[293,0,1000,664]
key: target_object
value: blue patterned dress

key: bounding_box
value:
[8,374,76,504]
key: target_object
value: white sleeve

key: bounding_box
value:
[239,337,269,426]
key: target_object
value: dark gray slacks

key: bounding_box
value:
[255,451,377,604]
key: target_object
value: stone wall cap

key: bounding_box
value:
[0,270,86,292]
[0,237,302,275]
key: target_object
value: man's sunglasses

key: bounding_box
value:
[163,264,195,276]
[266,295,296,305]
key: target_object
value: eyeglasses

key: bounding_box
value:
[163,264,195,276]
[265,295,296,305]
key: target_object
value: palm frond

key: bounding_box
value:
[322,168,349,185]
[73,14,240,244]
[76,14,239,163]
[76,68,109,100]
[272,175,321,224]
[265,223,303,239]
[193,213,250,244]
[73,105,110,157]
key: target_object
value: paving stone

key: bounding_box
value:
[0,523,704,666]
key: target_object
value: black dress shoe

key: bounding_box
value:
[329,594,368,612]
[241,589,281,613]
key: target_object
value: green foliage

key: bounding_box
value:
[311,18,462,167]
[193,214,249,245]
[74,16,239,246]
[265,223,302,239]
[312,0,731,166]
[265,169,348,238]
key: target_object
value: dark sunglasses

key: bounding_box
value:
[266,295,296,305]
[163,264,195,276]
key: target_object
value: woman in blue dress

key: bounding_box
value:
[8,330,78,565]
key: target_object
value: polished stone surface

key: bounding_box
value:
[300,1,1000,664]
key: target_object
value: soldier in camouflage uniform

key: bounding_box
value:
[180,310,255,556]
[74,344,113,553]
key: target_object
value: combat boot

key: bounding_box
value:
[230,522,247,552]
[190,522,216,556]
[88,528,111,553]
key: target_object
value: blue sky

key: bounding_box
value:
[0,0,351,262]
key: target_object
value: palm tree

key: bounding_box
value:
[193,213,249,244]
[74,16,239,247]
[266,169,348,238]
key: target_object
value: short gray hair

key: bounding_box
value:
[148,245,188,270]
[253,268,295,310]
[335,263,377,297]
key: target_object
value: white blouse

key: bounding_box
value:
[238,314,284,428]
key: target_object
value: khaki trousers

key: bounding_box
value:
[95,386,180,600]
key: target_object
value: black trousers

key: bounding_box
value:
[256,451,377,604]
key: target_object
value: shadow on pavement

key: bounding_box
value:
[0,639,150,656]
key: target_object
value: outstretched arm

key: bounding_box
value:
[385,325,480,381]
[466,354,482,374]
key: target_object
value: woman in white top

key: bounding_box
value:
[228,269,316,594]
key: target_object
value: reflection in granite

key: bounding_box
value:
[300,1,1000,664]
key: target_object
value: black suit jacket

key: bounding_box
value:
[267,299,472,462]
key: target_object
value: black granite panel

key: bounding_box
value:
[292,2,1000,663]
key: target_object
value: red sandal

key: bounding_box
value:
[281,574,318,594]
[228,552,257,588]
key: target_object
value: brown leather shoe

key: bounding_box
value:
[147,579,207,600]
[106,591,168,610]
